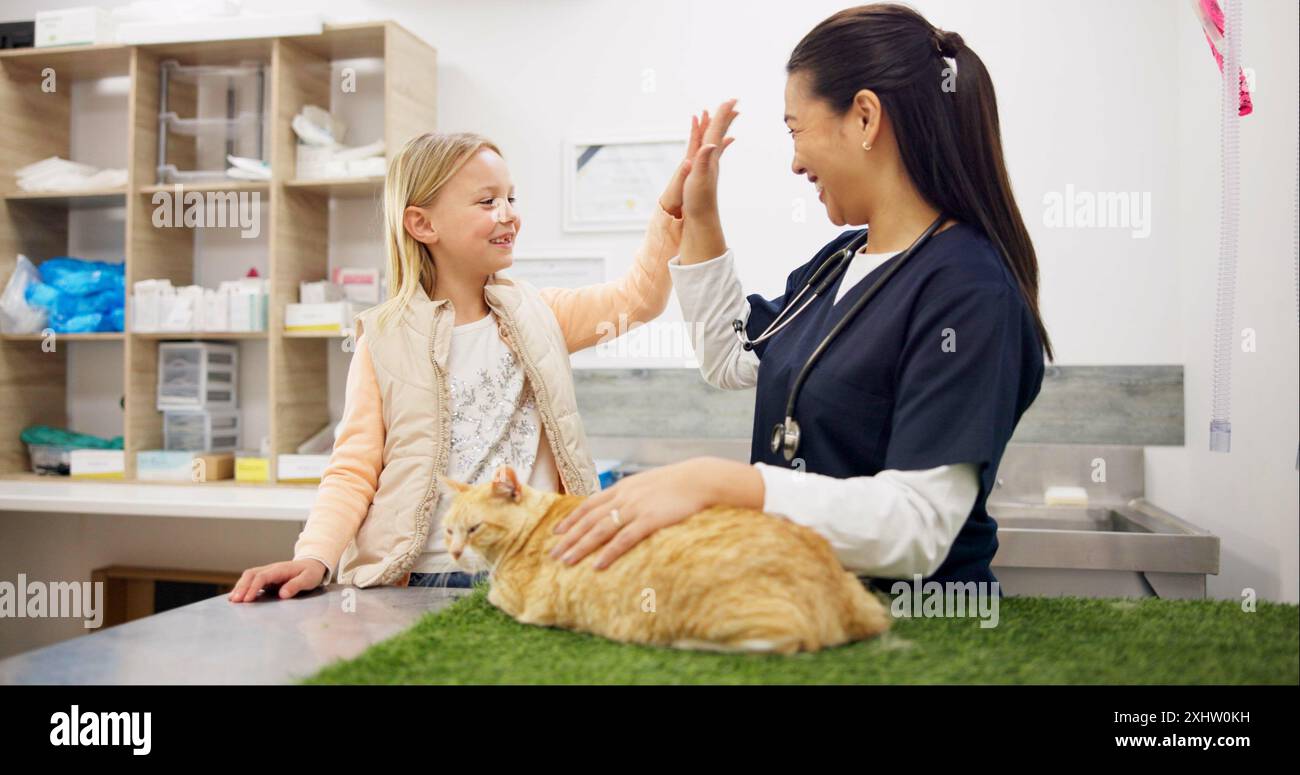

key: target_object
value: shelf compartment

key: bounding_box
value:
[0,53,131,475]
[154,57,267,186]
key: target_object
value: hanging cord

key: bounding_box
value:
[1209,0,1242,453]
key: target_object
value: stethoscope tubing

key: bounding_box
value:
[768,213,948,460]
[735,229,870,351]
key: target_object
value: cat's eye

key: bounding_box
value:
[468,524,481,535]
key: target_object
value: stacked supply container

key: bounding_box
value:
[156,341,241,452]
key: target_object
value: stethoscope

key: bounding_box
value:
[732,213,948,461]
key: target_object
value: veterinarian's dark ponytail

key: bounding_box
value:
[787,3,1054,361]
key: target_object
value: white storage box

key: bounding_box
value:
[156,341,238,410]
[226,278,268,331]
[136,450,197,481]
[299,279,343,305]
[285,301,362,334]
[164,409,241,452]
[277,453,330,483]
[331,267,381,304]
[69,449,125,479]
[295,143,335,180]
[36,7,115,48]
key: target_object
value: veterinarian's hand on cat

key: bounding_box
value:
[550,457,763,569]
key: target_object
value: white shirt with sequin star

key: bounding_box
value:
[412,311,560,573]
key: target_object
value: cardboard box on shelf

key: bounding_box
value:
[194,452,235,481]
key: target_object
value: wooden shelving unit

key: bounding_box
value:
[136,180,270,194]
[283,176,383,198]
[132,331,268,340]
[0,21,436,484]
[3,188,128,206]
[0,332,126,342]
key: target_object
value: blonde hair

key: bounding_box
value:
[372,132,503,332]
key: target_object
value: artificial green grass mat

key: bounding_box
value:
[302,587,1299,685]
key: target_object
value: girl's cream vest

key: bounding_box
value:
[337,275,599,588]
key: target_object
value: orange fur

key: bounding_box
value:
[441,468,891,654]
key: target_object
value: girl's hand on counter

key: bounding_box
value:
[548,457,764,570]
[228,559,325,603]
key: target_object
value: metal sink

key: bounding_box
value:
[989,499,1220,599]
[984,443,1220,599]
[991,505,1153,532]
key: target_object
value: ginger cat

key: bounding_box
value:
[440,466,891,654]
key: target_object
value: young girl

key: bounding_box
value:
[229,123,703,600]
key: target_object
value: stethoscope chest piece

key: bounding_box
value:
[733,319,755,352]
[770,416,801,461]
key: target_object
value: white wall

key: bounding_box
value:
[1147,0,1299,603]
[307,0,1192,366]
[4,0,1296,600]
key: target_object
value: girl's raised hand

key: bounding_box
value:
[682,99,739,219]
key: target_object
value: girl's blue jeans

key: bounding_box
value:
[407,571,489,589]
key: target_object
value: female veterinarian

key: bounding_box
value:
[551,4,1052,591]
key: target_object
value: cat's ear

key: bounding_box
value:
[441,476,471,494]
[491,466,522,503]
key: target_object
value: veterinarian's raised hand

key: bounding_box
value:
[681,99,738,219]
[657,111,705,219]
[657,103,735,219]
[550,456,764,569]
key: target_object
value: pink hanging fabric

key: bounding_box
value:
[1194,0,1253,116]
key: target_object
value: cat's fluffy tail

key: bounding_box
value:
[694,576,889,654]
[842,572,893,641]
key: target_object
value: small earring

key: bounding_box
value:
[862,141,872,151]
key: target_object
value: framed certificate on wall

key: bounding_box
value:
[503,251,605,289]
[563,135,685,232]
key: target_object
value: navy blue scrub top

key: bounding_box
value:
[746,222,1045,588]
